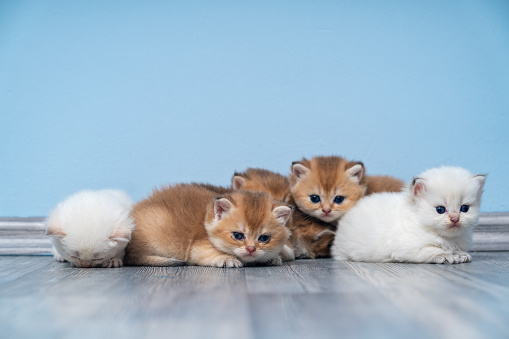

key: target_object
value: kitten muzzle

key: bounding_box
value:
[79,260,93,268]
[246,246,256,254]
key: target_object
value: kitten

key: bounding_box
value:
[289,156,367,223]
[232,168,291,201]
[125,184,293,267]
[365,175,405,195]
[46,189,135,268]
[289,156,404,223]
[233,168,336,259]
[332,166,486,264]
[289,209,336,259]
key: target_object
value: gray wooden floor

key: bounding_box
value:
[1,253,509,339]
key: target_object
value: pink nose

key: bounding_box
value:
[322,208,332,215]
[80,261,92,268]
[246,246,256,254]
[450,216,459,224]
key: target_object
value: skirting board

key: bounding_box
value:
[0,213,508,255]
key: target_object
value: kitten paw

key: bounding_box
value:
[454,251,471,263]
[102,258,123,268]
[265,256,283,266]
[213,256,243,268]
[431,252,470,264]
[53,253,66,262]
[51,247,65,262]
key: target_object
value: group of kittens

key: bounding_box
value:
[45,155,486,268]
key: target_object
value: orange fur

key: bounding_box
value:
[125,184,292,267]
[233,168,336,259]
[289,209,336,259]
[365,175,405,195]
[289,156,405,223]
[289,156,367,223]
[232,168,291,201]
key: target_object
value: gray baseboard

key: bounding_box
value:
[472,213,509,251]
[0,218,50,255]
[1,213,508,255]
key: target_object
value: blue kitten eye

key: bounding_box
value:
[460,205,469,213]
[334,196,345,204]
[436,206,446,214]
[310,195,321,203]
[258,235,271,243]
[232,232,244,240]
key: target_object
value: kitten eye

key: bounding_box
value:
[310,195,321,203]
[232,232,244,240]
[460,205,469,213]
[334,196,345,204]
[92,258,104,262]
[436,206,446,214]
[258,235,271,243]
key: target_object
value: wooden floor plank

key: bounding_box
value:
[1,254,509,339]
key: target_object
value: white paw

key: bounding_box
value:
[266,256,283,266]
[432,253,469,264]
[454,251,471,263]
[102,258,123,268]
[51,247,65,262]
[213,256,243,268]
[280,245,295,261]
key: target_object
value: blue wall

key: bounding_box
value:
[1,0,508,216]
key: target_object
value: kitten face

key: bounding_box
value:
[54,239,123,268]
[289,156,367,223]
[411,167,486,237]
[205,192,292,264]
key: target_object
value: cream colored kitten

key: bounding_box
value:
[125,184,293,267]
[332,166,485,264]
[46,189,135,268]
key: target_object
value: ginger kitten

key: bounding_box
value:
[332,167,485,264]
[125,184,293,267]
[233,168,336,259]
[232,168,291,201]
[366,175,405,195]
[289,156,404,223]
[289,156,367,223]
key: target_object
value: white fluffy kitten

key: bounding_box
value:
[46,189,135,268]
[332,167,485,264]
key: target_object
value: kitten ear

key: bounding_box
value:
[346,162,364,184]
[313,229,336,241]
[272,205,292,226]
[109,227,132,243]
[412,177,426,197]
[46,222,67,239]
[473,174,486,198]
[214,197,235,221]
[473,174,486,189]
[291,162,310,180]
[232,175,245,190]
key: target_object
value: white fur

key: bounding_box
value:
[46,189,135,268]
[332,167,485,264]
